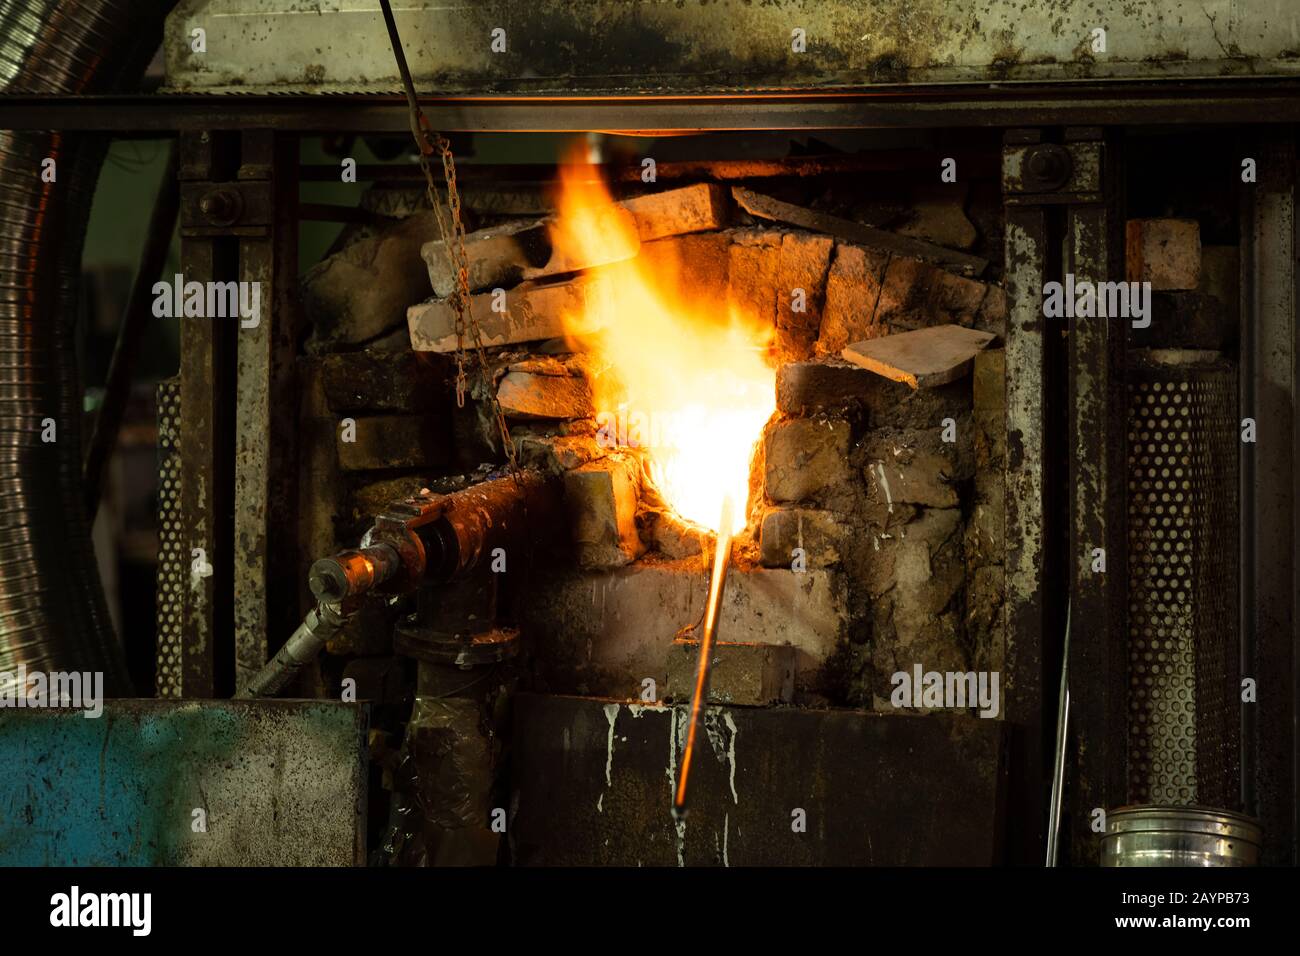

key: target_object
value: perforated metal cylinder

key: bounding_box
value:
[1125,351,1240,810]
[155,377,183,699]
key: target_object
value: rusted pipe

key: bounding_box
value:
[246,471,553,697]
[308,545,403,605]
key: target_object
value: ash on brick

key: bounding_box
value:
[775,232,835,362]
[764,417,852,504]
[732,186,987,275]
[303,210,446,352]
[564,454,645,569]
[497,370,594,421]
[776,358,875,415]
[726,228,782,334]
[644,508,706,560]
[842,324,996,390]
[514,433,605,474]
[620,183,729,241]
[422,209,639,298]
[815,243,890,356]
[408,273,614,353]
[872,257,990,333]
[863,425,974,510]
[337,415,451,472]
[321,350,441,414]
[759,507,842,568]
[895,184,978,251]
[666,639,796,706]
[864,507,970,699]
[521,560,848,701]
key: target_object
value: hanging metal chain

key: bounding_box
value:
[378,0,518,472]
[424,134,518,472]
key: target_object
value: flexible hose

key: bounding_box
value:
[0,0,175,693]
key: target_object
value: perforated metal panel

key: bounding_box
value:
[1125,355,1239,809]
[155,378,183,698]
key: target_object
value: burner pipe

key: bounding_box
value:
[240,472,550,697]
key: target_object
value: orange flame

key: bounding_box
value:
[551,153,775,535]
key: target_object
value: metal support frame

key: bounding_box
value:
[232,131,301,687]
[138,99,1296,861]
[1240,128,1298,865]
[5,83,1300,133]
[177,130,235,698]
[1003,127,1126,864]
[1061,129,1129,864]
[175,130,299,696]
[1001,129,1051,865]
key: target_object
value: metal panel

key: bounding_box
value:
[1004,128,1134,864]
[0,700,367,866]
[178,130,235,698]
[1240,129,1297,864]
[155,377,184,698]
[1002,131,1049,863]
[1064,129,1129,861]
[509,695,1007,866]
[233,132,301,686]
[177,235,222,695]
[163,0,1300,95]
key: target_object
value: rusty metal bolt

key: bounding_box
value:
[198,188,241,226]
[1023,144,1073,192]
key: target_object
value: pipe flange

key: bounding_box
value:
[393,625,520,669]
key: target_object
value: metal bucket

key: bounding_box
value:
[1102,805,1261,867]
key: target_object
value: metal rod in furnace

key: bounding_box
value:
[674,497,735,813]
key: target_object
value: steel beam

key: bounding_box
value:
[177,130,236,698]
[5,84,1300,133]
[232,131,301,686]
[163,0,1300,96]
[1002,129,1050,864]
[1240,129,1297,865]
[1063,129,1128,863]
